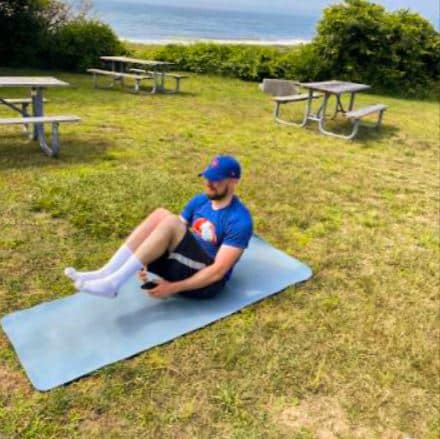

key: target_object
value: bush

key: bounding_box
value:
[313,0,440,95]
[135,42,320,82]
[0,0,126,71]
[272,44,325,82]
[153,43,277,79]
[0,0,48,67]
[47,19,126,72]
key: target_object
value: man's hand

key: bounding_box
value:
[137,267,148,282]
[147,279,179,298]
[137,268,178,298]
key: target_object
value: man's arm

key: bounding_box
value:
[176,245,243,291]
[148,245,243,297]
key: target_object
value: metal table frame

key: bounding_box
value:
[0,77,70,156]
[299,80,371,138]
[100,56,175,94]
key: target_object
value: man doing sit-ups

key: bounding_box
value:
[65,155,253,299]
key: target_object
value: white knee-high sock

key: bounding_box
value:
[77,254,144,298]
[64,244,133,282]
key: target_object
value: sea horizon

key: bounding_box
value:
[92,1,317,45]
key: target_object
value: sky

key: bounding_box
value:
[112,0,438,24]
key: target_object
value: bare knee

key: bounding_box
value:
[160,214,185,231]
[150,207,173,222]
[159,215,187,249]
[127,208,174,250]
[140,207,173,229]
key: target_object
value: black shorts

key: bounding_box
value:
[148,229,225,299]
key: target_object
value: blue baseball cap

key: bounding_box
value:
[199,155,241,181]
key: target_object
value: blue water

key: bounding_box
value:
[92,1,318,44]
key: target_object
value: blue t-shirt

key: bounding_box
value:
[181,193,253,280]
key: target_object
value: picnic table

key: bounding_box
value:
[299,80,387,139]
[100,56,176,93]
[0,77,80,156]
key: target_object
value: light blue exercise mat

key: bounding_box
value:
[1,236,312,391]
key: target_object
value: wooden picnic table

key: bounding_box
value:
[0,76,75,156]
[299,80,372,138]
[100,56,175,93]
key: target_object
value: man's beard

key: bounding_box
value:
[206,187,228,200]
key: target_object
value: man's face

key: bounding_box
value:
[204,178,230,200]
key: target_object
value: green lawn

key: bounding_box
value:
[0,68,438,438]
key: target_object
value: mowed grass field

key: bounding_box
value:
[0,68,438,438]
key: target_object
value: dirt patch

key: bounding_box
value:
[278,397,351,438]
[77,413,131,437]
[276,396,408,439]
[0,366,31,397]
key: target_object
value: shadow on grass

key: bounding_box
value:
[303,120,399,144]
[354,123,399,146]
[80,76,198,98]
[88,84,198,99]
[0,134,113,170]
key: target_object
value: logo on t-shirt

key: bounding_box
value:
[192,218,217,244]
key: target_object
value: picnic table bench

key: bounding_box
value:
[0,77,81,157]
[3,98,48,107]
[1,98,48,134]
[0,115,80,156]
[86,68,156,93]
[129,68,188,93]
[345,104,387,139]
[273,93,321,125]
[87,56,178,94]
[260,79,321,125]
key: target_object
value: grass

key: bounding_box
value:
[0,67,438,438]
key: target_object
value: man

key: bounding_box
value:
[65,155,253,300]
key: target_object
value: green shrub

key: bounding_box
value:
[134,42,320,82]
[0,0,49,67]
[0,0,127,71]
[48,19,126,72]
[272,44,324,82]
[313,0,440,95]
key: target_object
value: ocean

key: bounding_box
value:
[91,1,318,45]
